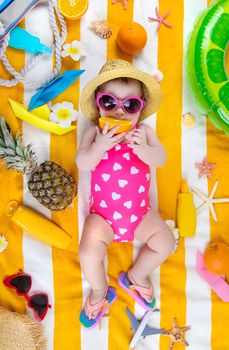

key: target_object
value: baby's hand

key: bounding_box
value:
[94,123,126,152]
[127,128,148,156]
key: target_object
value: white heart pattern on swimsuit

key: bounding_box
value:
[101,173,111,182]
[113,162,122,171]
[131,166,139,174]
[95,184,101,191]
[118,179,128,188]
[123,152,130,160]
[130,214,138,223]
[100,200,107,208]
[115,144,121,151]
[113,211,122,220]
[112,192,121,200]
[146,173,150,181]
[138,185,145,193]
[123,201,132,209]
[119,228,127,234]
[140,199,146,207]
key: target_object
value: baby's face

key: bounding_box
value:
[97,79,143,128]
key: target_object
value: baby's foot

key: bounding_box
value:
[127,269,154,303]
[85,287,107,320]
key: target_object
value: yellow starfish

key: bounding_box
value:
[191,181,229,222]
[163,318,191,350]
[112,0,128,10]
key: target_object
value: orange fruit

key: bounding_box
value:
[203,242,229,275]
[58,0,88,20]
[99,117,132,134]
[117,22,147,55]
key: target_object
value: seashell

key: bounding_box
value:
[182,112,196,128]
[90,20,112,39]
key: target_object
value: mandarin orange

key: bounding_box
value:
[117,22,147,55]
[203,242,229,275]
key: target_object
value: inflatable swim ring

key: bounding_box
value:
[186,0,229,135]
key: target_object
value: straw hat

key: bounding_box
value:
[80,59,162,122]
[0,306,47,350]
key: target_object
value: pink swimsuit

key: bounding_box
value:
[90,141,151,242]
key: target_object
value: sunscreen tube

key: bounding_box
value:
[5,201,71,249]
[9,26,52,54]
[177,179,196,237]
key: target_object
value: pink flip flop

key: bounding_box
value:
[79,286,117,329]
[118,272,156,310]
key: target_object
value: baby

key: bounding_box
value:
[77,59,175,328]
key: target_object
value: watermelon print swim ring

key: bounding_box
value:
[186,0,229,135]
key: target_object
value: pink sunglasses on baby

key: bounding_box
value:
[96,92,145,114]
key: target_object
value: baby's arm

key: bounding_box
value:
[127,125,166,167]
[76,124,125,171]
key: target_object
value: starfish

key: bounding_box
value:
[195,156,216,179]
[112,0,128,10]
[162,318,191,350]
[148,7,172,31]
[191,181,229,222]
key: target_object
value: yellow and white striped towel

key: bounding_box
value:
[0,1,228,349]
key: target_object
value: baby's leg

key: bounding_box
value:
[79,213,114,318]
[130,209,175,302]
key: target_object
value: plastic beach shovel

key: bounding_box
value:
[196,251,229,302]
[28,70,85,111]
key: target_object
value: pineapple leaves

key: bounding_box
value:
[0,115,38,174]
[0,116,16,150]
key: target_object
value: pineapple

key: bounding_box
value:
[0,116,77,211]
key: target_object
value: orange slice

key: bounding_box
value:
[58,0,88,20]
[99,117,132,134]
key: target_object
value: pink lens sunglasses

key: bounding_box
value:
[96,92,145,114]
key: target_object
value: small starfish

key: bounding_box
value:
[148,7,172,31]
[195,156,216,179]
[191,181,229,222]
[162,318,191,350]
[112,0,128,10]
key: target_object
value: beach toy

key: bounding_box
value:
[8,26,52,54]
[4,201,72,250]
[117,22,147,55]
[9,99,76,135]
[176,179,196,237]
[203,242,229,275]
[0,0,41,41]
[186,0,229,135]
[58,0,88,20]
[28,70,85,111]
[99,117,132,134]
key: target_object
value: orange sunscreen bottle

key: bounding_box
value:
[5,201,71,249]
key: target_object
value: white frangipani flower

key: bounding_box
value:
[0,235,8,253]
[61,40,86,61]
[49,102,78,128]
